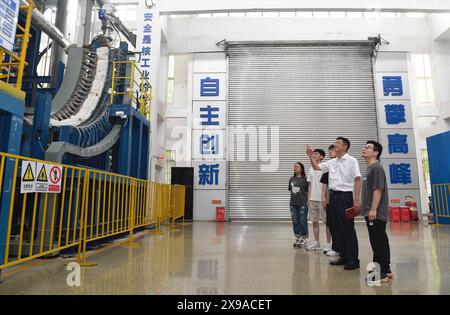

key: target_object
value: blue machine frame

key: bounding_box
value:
[0,89,25,265]
[110,104,150,180]
[426,130,450,225]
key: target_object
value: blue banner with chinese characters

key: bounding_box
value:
[375,52,422,213]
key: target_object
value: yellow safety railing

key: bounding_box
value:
[161,184,172,221]
[171,185,186,220]
[111,60,152,120]
[0,0,34,90]
[170,185,186,230]
[147,183,173,234]
[0,151,185,271]
[432,184,450,224]
[0,152,87,270]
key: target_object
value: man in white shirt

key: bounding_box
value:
[306,148,332,252]
[306,137,362,270]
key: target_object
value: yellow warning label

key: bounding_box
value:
[23,163,35,181]
[37,164,48,182]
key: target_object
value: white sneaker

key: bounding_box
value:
[306,241,321,251]
[323,243,331,254]
[293,237,301,248]
[327,250,340,257]
[298,237,307,248]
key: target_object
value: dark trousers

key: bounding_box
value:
[365,217,391,274]
[290,205,308,238]
[329,191,359,264]
[326,204,339,252]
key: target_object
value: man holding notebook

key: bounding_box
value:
[362,140,393,283]
[306,137,361,270]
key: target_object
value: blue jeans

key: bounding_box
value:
[290,205,308,238]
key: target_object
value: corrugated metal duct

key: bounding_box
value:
[227,43,378,220]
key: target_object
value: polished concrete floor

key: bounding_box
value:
[0,221,449,294]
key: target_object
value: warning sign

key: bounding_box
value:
[48,165,62,193]
[35,163,49,192]
[23,164,35,181]
[37,164,48,182]
[21,161,36,193]
[20,161,63,194]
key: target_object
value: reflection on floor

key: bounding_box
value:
[0,221,449,294]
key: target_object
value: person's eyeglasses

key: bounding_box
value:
[364,145,375,150]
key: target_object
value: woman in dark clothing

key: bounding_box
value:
[288,162,309,248]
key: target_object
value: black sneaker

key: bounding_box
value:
[344,262,360,270]
[330,258,346,266]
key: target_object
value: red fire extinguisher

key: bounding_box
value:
[405,196,418,221]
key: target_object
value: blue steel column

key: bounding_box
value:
[117,107,131,176]
[30,93,52,159]
[0,91,25,264]
[427,131,450,225]
[137,121,143,179]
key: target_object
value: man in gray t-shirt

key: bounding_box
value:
[362,141,392,284]
[362,162,389,221]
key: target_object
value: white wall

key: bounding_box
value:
[430,40,450,132]
[166,54,192,167]
[159,0,450,14]
[167,17,432,53]
[429,13,450,40]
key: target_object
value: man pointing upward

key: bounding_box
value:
[306,137,362,270]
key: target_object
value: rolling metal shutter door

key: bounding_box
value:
[227,43,378,220]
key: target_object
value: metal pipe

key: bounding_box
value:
[50,0,89,86]
[31,8,75,52]
[83,0,94,45]
[96,0,112,6]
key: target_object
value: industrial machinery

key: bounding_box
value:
[2,0,150,176]
[0,0,151,260]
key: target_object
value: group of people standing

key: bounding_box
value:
[288,137,393,284]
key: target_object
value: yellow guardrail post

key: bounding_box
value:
[169,185,176,231]
[77,170,97,267]
[169,185,180,232]
[122,179,141,247]
[148,183,165,235]
[169,185,186,231]
[161,184,169,227]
